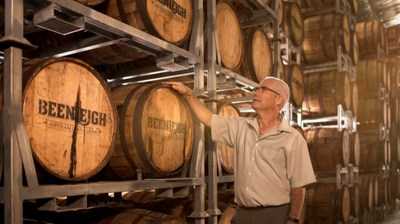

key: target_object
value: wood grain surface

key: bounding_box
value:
[302,71,351,116]
[349,133,360,167]
[217,103,240,173]
[304,128,350,171]
[281,2,304,47]
[305,183,350,224]
[240,28,273,82]
[359,135,387,169]
[356,21,384,55]
[283,64,304,107]
[350,184,360,217]
[20,58,117,181]
[105,84,194,179]
[216,1,244,71]
[302,14,350,65]
[356,60,386,93]
[350,31,359,66]
[358,176,373,211]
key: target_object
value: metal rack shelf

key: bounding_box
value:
[302,104,357,133]
[315,164,359,190]
[1,0,209,222]
[302,46,356,82]
[282,102,302,126]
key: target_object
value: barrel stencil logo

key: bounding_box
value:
[21,58,117,181]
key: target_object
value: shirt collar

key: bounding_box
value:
[245,113,293,133]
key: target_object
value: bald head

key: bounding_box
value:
[260,77,290,110]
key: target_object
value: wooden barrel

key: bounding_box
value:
[74,0,193,65]
[302,71,351,117]
[0,58,118,181]
[218,203,237,224]
[123,191,156,204]
[378,178,388,206]
[218,190,236,205]
[357,97,387,130]
[350,183,360,217]
[103,84,194,179]
[384,34,389,58]
[215,1,244,71]
[351,83,358,116]
[387,104,392,130]
[356,60,386,93]
[386,62,393,94]
[98,208,186,224]
[76,0,106,6]
[350,31,359,66]
[239,28,273,82]
[305,183,350,224]
[387,176,392,203]
[301,0,358,15]
[390,98,398,125]
[389,62,399,99]
[292,124,305,139]
[136,198,236,224]
[217,103,240,173]
[302,14,350,65]
[304,128,350,171]
[390,123,399,163]
[283,64,305,107]
[387,141,392,167]
[391,173,399,200]
[385,27,400,48]
[277,0,284,26]
[371,177,379,207]
[359,135,387,169]
[358,176,373,211]
[349,133,360,167]
[281,2,304,47]
[356,21,385,55]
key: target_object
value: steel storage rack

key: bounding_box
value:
[0,0,209,223]
[203,0,282,223]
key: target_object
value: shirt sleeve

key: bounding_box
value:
[211,114,239,148]
[287,134,317,188]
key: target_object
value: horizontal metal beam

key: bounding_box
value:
[28,0,201,64]
[108,68,196,86]
[8,178,202,200]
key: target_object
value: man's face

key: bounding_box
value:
[251,80,281,110]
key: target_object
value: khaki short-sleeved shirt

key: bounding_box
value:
[211,114,316,207]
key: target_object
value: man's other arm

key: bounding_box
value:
[286,187,306,224]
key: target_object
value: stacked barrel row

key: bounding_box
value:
[298,1,361,223]
[0,57,197,183]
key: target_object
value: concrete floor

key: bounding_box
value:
[375,200,400,224]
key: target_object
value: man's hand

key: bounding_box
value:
[162,82,192,97]
[162,81,213,127]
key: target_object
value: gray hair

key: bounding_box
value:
[260,76,290,110]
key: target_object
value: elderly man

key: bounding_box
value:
[163,77,316,224]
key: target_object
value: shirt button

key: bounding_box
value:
[246,188,249,190]
[249,172,251,175]
[252,158,255,160]
[256,144,258,146]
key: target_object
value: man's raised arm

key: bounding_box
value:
[163,82,213,127]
